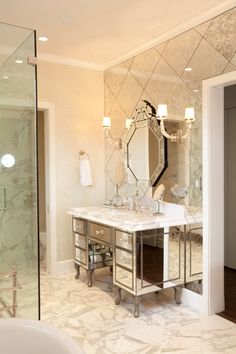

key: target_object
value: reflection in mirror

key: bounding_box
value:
[126,103,167,187]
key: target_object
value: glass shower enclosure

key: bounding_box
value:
[0,22,39,319]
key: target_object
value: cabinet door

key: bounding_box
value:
[73,218,86,235]
[164,227,185,288]
[116,230,133,251]
[185,225,203,283]
[115,266,133,290]
[75,233,86,250]
[136,227,184,290]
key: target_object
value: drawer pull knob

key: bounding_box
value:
[95,230,104,235]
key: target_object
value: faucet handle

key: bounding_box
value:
[153,200,164,215]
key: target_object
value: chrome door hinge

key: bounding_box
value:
[27,57,38,66]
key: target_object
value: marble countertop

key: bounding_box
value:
[68,204,202,233]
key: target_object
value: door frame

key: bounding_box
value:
[202,71,236,314]
[38,101,57,274]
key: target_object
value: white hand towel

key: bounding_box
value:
[79,159,93,186]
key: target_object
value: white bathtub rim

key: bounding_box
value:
[0,318,84,354]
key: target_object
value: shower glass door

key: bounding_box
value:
[0,23,39,319]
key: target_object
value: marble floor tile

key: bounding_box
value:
[40,269,236,354]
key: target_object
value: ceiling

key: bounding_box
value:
[0,0,235,69]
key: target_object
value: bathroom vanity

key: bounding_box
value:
[68,203,202,317]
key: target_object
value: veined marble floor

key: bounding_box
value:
[41,269,236,354]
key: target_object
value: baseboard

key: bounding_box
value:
[55,259,74,274]
[181,288,203,312]
[162,286,203,313]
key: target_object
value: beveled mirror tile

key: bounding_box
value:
[135,90,156,111]
[104,84,116,116]
[105,148,126,187]
[105,172,115,200]
[195,20,211,36]
[162,29,202,77]
[224,62,236,73]
[169,81,199,118]
[130,48,160,89]
[146,57,183,109]
[182,38,228,83]
[155,41,168,55]
[104,62,129,97]
[185,80,202,98]
[230,52,236,66]
[116,71,143,117]
[107,99,127,140]
[123,57,134,70]
[204,9,236,61]
[105,140,114,163]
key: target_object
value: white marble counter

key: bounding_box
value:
[68,203,202,233]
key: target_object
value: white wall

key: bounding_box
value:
[38,62,105,262]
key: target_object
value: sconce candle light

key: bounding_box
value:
[102,116,111,138]
[125,118,132,130]
[102,116,122,149]
[157,104,195,143]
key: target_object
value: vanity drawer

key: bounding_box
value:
[115,265,133,290]
[75,233,86,250]
[89,222,111,244]
[116,230,133,251]
[116,248,133,270]
[75,247,87,265]
[73,218,85,235]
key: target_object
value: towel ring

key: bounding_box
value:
[79,150,89,160]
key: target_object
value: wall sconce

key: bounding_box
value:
[125,101,195,144]
[157,104,195,143]
[102,116,122,149]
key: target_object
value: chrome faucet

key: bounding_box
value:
[153,200,162,215]
[126,196,135,211]
[126,195,141,213]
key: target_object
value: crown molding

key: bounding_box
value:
[104,1,236,70]
[38,52,105,71]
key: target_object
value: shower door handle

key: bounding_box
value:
[0,187,7,212]
[3,187,7,211]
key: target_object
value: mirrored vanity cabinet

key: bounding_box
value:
[69,206,202,317]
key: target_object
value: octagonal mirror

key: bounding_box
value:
[126,105,168,186]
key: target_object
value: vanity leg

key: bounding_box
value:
[74,263,80,280]
[87,270,94,287]
[174,286,182,305]
[114,286,121,305]
[134,296,140,318]
[101,253,106,267]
